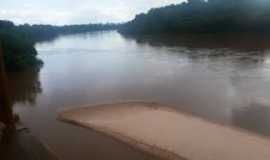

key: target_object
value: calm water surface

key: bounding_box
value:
[12,31,270,160]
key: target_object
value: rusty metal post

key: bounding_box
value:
[0,42,14,128]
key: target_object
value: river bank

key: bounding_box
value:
[59,102,270,160]
[13,31,270,160]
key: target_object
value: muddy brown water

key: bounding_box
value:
[11,31,270,160]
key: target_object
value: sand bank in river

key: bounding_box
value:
[58,102,270,160]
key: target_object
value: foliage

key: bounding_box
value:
[119,0,270,34]
[0,20,118,72]
[0,20,42,72]
[17,23,118,41]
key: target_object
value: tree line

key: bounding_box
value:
[119,0,270,35]
[17,23,118,41]
[0,20,118,72]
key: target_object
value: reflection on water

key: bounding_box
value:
[233,101,270,137]
[8,67,42,105]
[124,33,270,52]
[12,31,270,160]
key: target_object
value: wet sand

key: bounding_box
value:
[59,102,270,160]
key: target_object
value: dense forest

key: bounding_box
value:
[0,20,42,72]
[119,0,270,35]
[3,0,270,71]
[0,20,117,72]
[17,23,118,42]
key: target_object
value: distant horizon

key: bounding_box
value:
[0,0,185,25]
[0,20,122,26]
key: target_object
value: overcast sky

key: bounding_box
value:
[0,0,185,25]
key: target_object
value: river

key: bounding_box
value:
[12,31,270,160]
